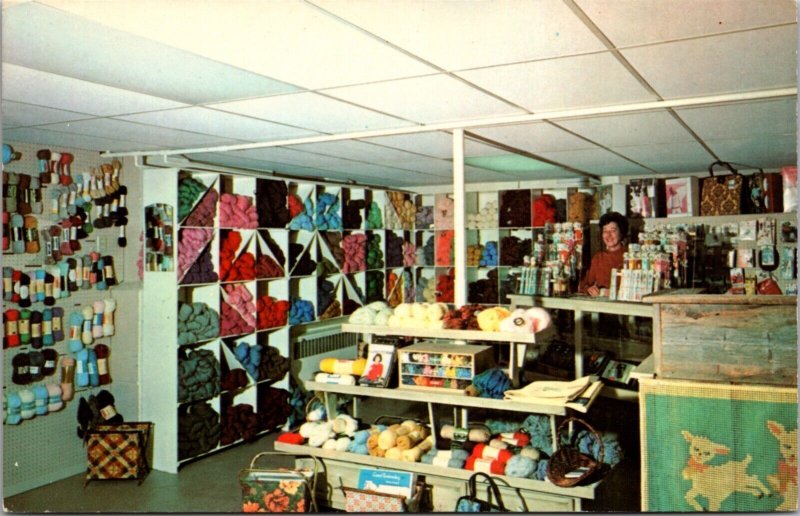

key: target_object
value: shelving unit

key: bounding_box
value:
[280,323,607,511]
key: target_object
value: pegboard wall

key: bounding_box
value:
[2,141,141,497]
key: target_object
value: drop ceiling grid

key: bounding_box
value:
[2,127,163,153]
[1,101,97,129]
[674,98,798,141]
[2,64,188,117]
[115,107,321,143]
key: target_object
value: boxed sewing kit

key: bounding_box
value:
[398,342,493,393]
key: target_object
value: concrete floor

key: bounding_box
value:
[3,397,640,513]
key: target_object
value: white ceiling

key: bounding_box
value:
[1,0,797,187]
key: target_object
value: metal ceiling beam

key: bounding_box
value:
[101,87,796,159]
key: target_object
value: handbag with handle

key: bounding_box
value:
[238,451,320,513]
[700,161,745,216]
[455,472,508,512]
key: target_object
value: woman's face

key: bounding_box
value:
[602,222,623,251]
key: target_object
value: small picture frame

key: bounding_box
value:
[358,343,395,388]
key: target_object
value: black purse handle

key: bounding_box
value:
[468,471,507,511]
[707,161,738,183]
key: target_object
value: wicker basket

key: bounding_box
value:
[546,416,604,487]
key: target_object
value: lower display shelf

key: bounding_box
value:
[273,441,603,506]
[304,381,603,416]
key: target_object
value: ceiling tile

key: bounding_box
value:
[323,74,524,124]
[210,92,411,134]
[2,101,95,128]
[290,140,436,165]
[310,0,606,70]
[234,146,360,169]
[610,141,714,174]
[675,98,797,141]
[2,2,298,105]
[538,148,652,176]
[705,134,797,168]
[34,0,437,90]
[359,132,462,159]
[485,168,582,181]
[621,25,797,99]
[557,111,697,147]
[2,64,187,116]
[470,121,599,153]
[322,161,442,185]
[38,119,239,149]
[116,107,320,142]
[2,127,162,153]
[575,0,796,48]
[457,53,656,113]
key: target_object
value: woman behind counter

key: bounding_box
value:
[579,211,628,297]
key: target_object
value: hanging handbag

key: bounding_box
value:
[238,451,319,513]
[455,471,507,512]
[700,161,745,216]
[546,416,604,488]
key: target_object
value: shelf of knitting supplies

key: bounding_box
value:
[287,230,318,278]
[433,267,455,304]
[414,267,436,303]
[341,273,366,317]
[218,229,256,283]
[317,273,344,322]
[177,171,219,228]
[176,284,221,346]
[414,193,434,230]
[176,227,216,284]
[287,182,316,232]
[255,275,290,332]
[364,270,386,305]
[178,339,223,404]
[466,267,501,305]
[272,439,601,500]
[341,187,367,231]
[364,230,385,271]
[220,333,260,385]
[434,229,454,267]
[414,230,435,269]
[288,275,318,326]
[384,268,411,307]
[315,185,343,232]
[219,281,258,339]
[363,189,385,231]
[217,175,257,230]
[384,190,415,231]
[254,229,287,280]
[177,228,219,286]
[498,228,533,270]
[255,329,290,390]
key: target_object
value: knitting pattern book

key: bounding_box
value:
[357,468,415,497]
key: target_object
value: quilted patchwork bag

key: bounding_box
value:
[341,480,424,513]
[85,422,152,486]
[238,452,319,513]
[700,161,745,216]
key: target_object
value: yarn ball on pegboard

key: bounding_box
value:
[178,401,220,460]
[415,205,433,229]
[532,193,557,227]
[288,242,317,276]
[499,235,531,266]
[365,201,383,229]
[468,268,500,304]
[385,231,405,267]
[256,178,290,228]
[343,199,366,229]
[365,271,385,303]
[499,190,531,228]
[178,348,221,403]
[435,268,455,303]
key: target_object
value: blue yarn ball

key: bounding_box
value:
[534,459,549,481]
[505,455,537,478]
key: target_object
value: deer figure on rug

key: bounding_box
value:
[766,421,798,512]
[681,430,770,511]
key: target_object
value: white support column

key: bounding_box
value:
[453,129,467,307]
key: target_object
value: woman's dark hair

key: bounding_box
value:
[373,354,382,362]
[599,211,628,237]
